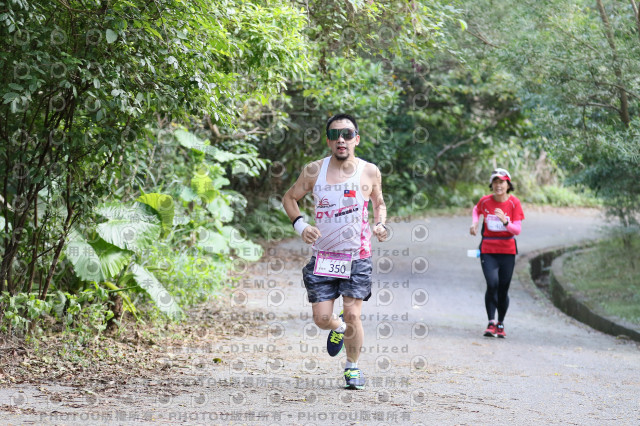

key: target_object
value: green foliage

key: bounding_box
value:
[56,286,115,342]
[88,127,263,318]
[96,207,162,253]
[462,0,640,225]
[233,0,548,228]
[243,202,296,241]
[525,186,601,208]
[6,0,627,340]
[137,193,175,236]
[0,293,46,333]
[1,0,298,332]
[128,263,181,319]
[2,119,267,331]
[66,202,182,319]
[144,244,232,307]
[0,286,113,343]
[66,230,133,282]
[431,183,487,209]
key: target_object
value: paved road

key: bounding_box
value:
[1,207,638,425]
[243,207,639,425]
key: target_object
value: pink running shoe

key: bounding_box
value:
[483,322,497,337]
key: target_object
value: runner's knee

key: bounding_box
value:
[342,310,361,324]
[312,313,334,329]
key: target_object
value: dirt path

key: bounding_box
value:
[1,207,639,425]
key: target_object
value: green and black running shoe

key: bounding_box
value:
[344,367,365,390]
[326,311,344,357]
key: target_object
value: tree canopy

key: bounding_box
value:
[0,0,637,333]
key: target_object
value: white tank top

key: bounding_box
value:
[312,157,372,259]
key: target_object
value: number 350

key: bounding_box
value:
[329,264,346,274]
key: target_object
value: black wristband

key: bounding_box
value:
[292,215,303,228]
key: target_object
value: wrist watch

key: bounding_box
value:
[503,220,509,227]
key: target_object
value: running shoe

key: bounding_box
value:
[344,368,365,390]
[483,322,497,337]
[326,311,344,357]
[496,322,506,338]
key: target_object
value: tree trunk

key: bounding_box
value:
[0,241,20,295]
[25,197,39,294]
[1,187,39,294]
[39,221,71,301]
[107,293,123,332]
[596,0,631,127]
[629,1,640,43]
[40,189,75,301]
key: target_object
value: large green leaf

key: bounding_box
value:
[97,219,161,252]
[65,232,104,282]
[206,197,234,222]
[179,186,199,202]
[130,263,181,319]
[231,239,263,261]
[175,129,208,153]
[106,29,117,44]
[136,193,175,234]
[174,129,255,164]
[173,213,190,226]
[65,231,132,282]
[91,237,133,278]
[96,202,160,225]
[211,175,230,190]
[191,173,217,203]
[221,226,263,261]
[195,226,230,254]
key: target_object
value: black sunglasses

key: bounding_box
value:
[327,128,358,141]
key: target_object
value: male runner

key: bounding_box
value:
[282,113,388,390]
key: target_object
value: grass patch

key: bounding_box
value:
[563,235,640,325]
[524,185,601,207]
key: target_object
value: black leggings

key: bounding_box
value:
[480,253,516,322]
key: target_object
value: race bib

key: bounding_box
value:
[314,251,352,278]
[486,214,508,232]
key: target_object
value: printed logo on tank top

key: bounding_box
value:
[315,196,360,220]
[317,196,336,209]
[315,205,360,220]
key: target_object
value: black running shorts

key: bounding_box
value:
[302,256,373,303]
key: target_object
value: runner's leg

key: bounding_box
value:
[342,296,363,363]
[480,254,499,321]
[312,300,341,330]
[496,254,516,322]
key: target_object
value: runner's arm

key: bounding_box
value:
[470,205,480,236]
[282,171,312,222]
[505,220,521,235]
[472,205,480,222]
[282,162,322,243]
[370,164,388,241]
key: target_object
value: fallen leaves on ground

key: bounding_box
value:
[0,296,264,392]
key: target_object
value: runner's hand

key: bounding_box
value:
[373,223,388,242]
[494,208,506,223]
[301,226,321,244]
[470,223,478,236]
